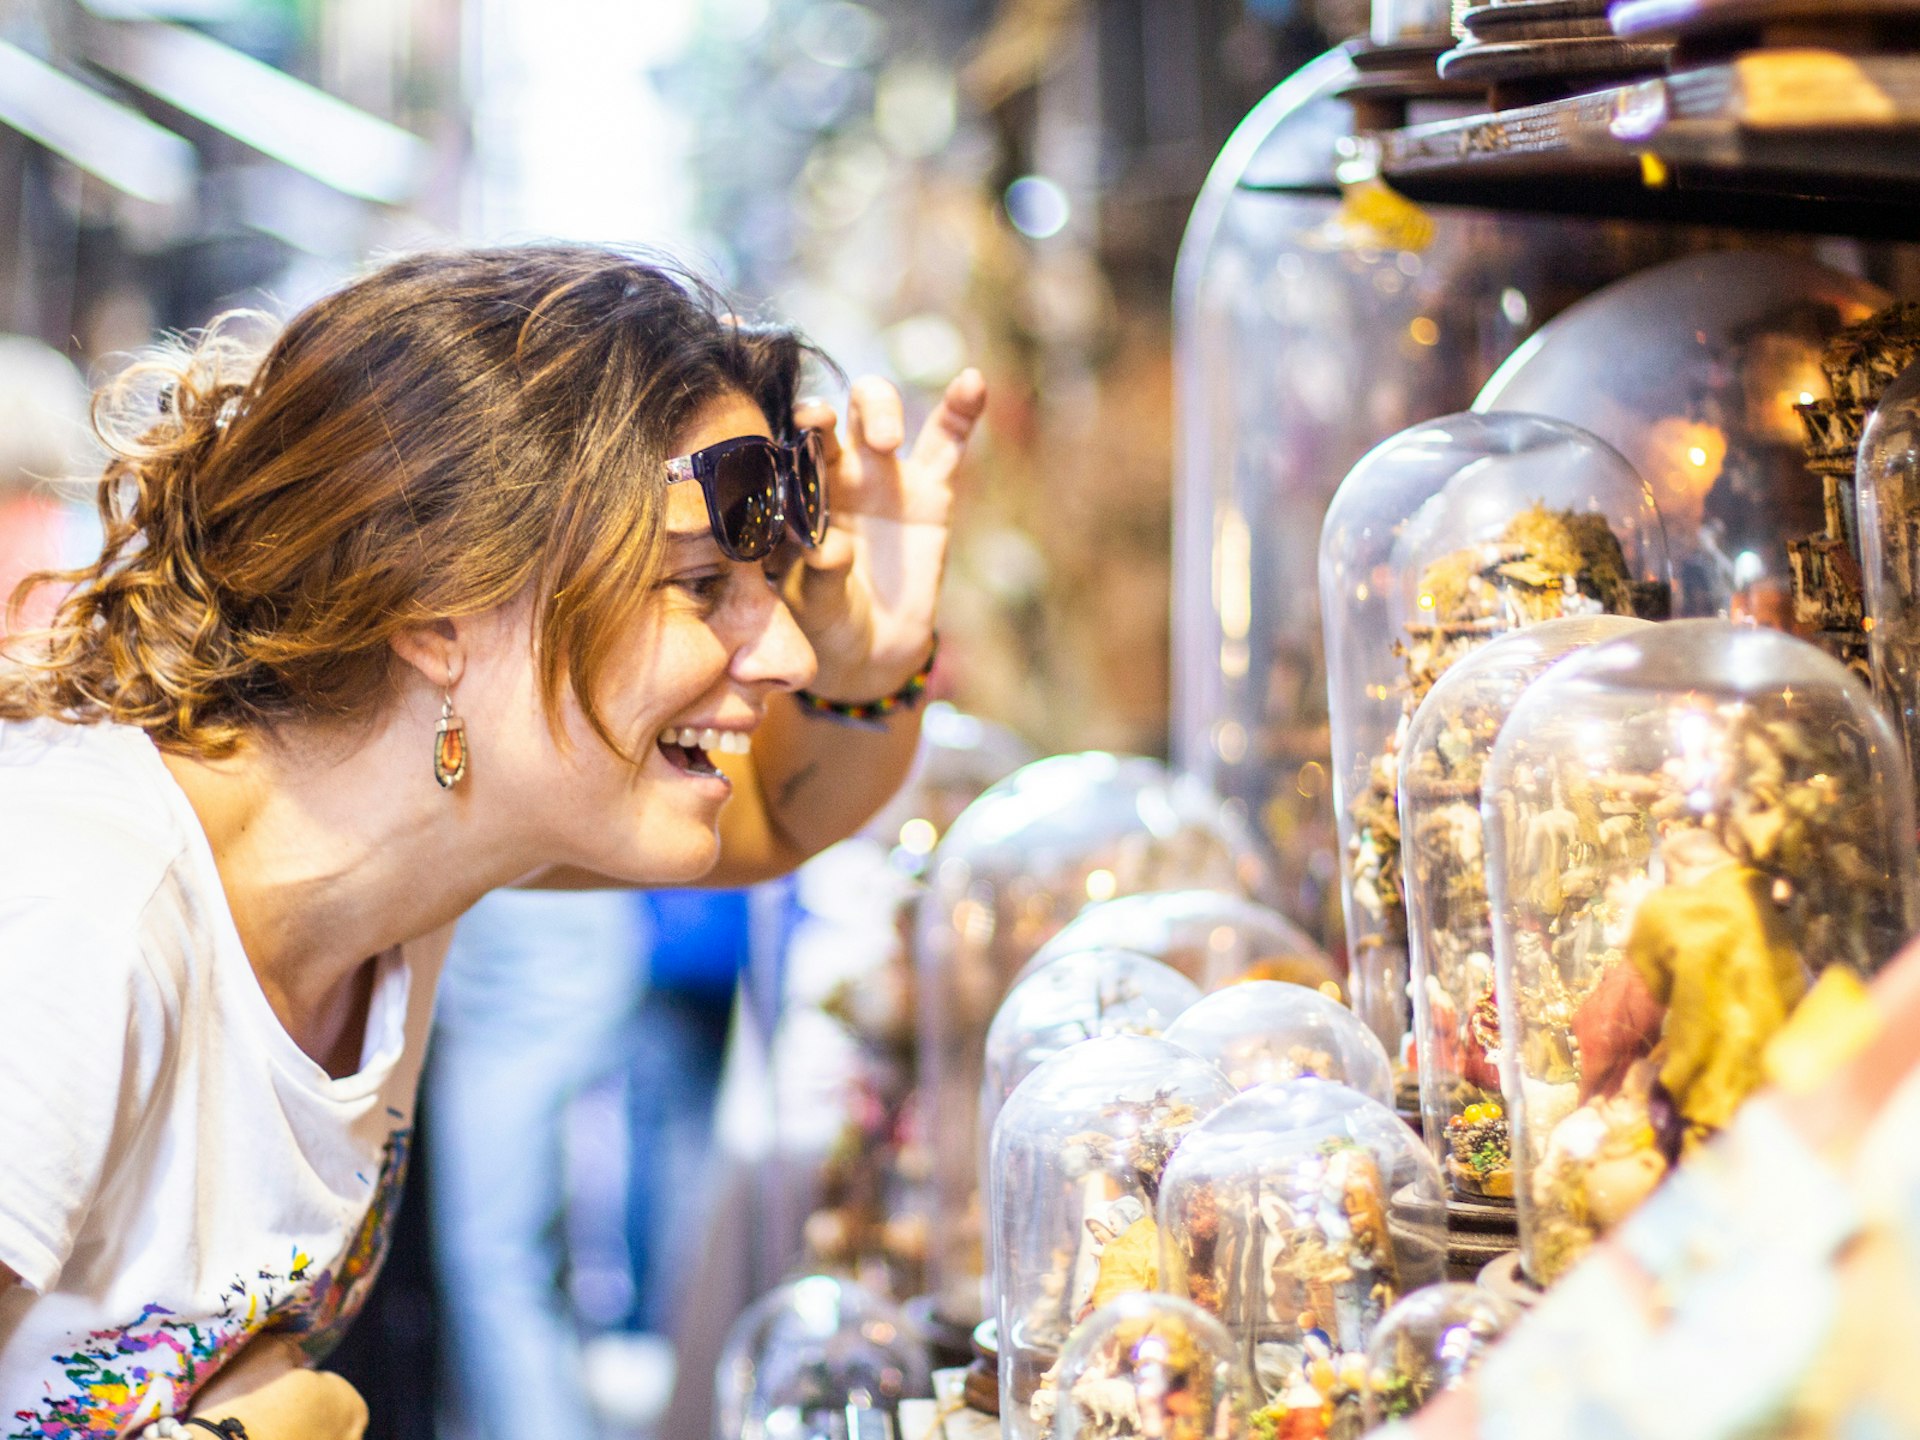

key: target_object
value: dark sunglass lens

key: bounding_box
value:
[790,430,829,545]
[710,445,782,560]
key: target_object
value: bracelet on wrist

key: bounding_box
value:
[794,635,937,724]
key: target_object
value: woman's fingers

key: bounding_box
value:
[848,376,906,457]
[906,368,987,480]
[793,397,842,465]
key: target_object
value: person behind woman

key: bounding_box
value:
[0,244,985,1439]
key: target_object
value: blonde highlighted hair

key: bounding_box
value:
[0,245,816,757]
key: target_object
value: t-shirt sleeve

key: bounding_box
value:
[0,898,169,1293]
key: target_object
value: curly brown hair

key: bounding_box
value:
[0,244,819,758]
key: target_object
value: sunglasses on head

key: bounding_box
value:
[665,430,829,562]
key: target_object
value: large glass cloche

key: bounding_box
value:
[1482,620,1918,1285]
[1320,411,1671,1080]
[1161,980,1393,1103]
[1477,250,1889,621]
[1399,614,1651,1204]
[1859,359,1920,787]
[716,1275,930,1440]
[1018,888,1338,995]
[989,1034,1236,1439]
[1156,1080,1446,1440]
[915,753,1267,1331]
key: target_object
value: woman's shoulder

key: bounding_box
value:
[0,717,193,920]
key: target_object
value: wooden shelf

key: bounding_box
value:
[1243,48,1920,238]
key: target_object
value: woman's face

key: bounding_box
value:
[470,388,817,883]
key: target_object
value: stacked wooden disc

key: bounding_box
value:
[1610,0,1920,64]
[1439,0,1673,103]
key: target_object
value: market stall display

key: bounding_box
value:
[1319,411,1671,1092]
[1046,1292,1249,1440]
[1482,619,1918,1284]
[1019,890,1339,996]
[1161,981,1394,1103]
[916,754,1267,1336]
[1156,1080,1447,1440]
[716,1274,930,1440]
[988,1034,1237,1439]
[1399,614,1652,1204]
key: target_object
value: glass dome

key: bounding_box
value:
[916,753,1267,1329]
[1399,614,1652,1202]
[1320,411,1671,1078]
[981,949,1203,1159]
[1161,980,1393,1104]
[1171,45,1707,962]
[1037,1292,1249,1440]
[988,1033,1237,1439]
[715,1274,930,1440]
[1017,889,1339,995]
[1859,360,1920,788]
[1482,619,1919,1285]
[1361,1283,1517,1427]
[1156,1079,1446,1438]
[1477,250,1890,621]
[862,702,1037,879]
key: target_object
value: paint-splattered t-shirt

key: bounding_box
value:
[0,719,448,1438]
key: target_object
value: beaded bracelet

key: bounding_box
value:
[794,635,938,723]
[140,1419,249,1439]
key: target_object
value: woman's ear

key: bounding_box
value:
[390,619,462,693]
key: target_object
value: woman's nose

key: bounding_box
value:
[731,585,817,694]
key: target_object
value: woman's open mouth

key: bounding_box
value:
[657,726,748,779]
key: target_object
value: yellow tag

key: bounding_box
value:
[1764,967,1880,1094]
[1334,177,1436,254]
[1638,151,1670,189]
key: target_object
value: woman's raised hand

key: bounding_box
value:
[787,368,987,701]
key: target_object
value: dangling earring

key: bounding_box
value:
[434,681,468,789]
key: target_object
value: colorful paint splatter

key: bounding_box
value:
[8,1128,411,1439]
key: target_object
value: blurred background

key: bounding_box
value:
[0,0,1360,1436]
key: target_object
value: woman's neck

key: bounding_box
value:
[158,705,525,1069]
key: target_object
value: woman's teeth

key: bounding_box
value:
[661,727,751,755]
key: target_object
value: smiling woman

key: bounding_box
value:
[0,244,984,1439]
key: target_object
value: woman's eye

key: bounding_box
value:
[668,571,729,605]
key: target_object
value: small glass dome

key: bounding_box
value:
[1361,1283,1518,1427]
[1859,360,1920,788]
[715,1274,930,1440]
[1161,980,1393,1104]
[1319,411,1671,1081]
[1477,250,1889,620]
[1156,1080,1447,1436]
[916,753,1268,1329]
[982,949,1204,1162]
[1018,888,1340,995]
[1037,1292,1250,1440]
[1399,614,1652,1202]
[989,1033,1237,1439]
[1482,619,1919,1285]
[860,702,1036,879]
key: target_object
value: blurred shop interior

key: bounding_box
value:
[9,0,1920,1436]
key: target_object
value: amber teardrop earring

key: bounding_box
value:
[434,680,468,789]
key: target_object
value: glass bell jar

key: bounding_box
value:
[864,702,1037,880]
[1482,619,1919,1286]
[1040,1292,1249,1440]
[1156,1079,1446,1440]
[1360,1283,1517,1427]
[1859,359,1920,789]
[1161,980,1393,1104]
[1476,250,1890,621]
[1399,614,1652,1204]
[716,1274,930,1440]
[980,948,1204,1218]
[1171,43,1710,959]
[1319,411,1672,1083]
[989,1033,1237,1439]
[1018,888,1339,995]
[916,753,1268,1332]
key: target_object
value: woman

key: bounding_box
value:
[0,244,985,1438]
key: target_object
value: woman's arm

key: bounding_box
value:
[189,1335,368,1440]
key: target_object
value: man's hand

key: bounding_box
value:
[190,1335,368,1440]
[787,368,987,701]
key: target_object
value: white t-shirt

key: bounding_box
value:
[0,718,447,1438]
